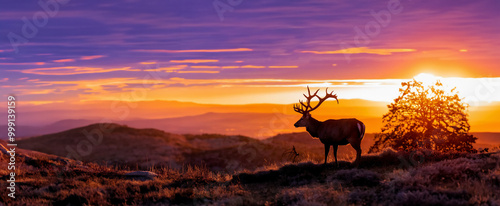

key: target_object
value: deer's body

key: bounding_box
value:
[297,117,365,165]
[293,87,365,166]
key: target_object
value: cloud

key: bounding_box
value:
[241,65,265,69]
[221,66,239,69]
[301,47,416,55]
[0,62,45,65]
[18,66,135,75]
[80,55,106,60]
[140,61,157,65]
[268,66,299,68]
[170,59,219,64]
[0,78,8,82]
[23,101,65,105]
[53,59,75,63]
[191,66,220,69]
[177,71,220,74]
[132,48,253,53]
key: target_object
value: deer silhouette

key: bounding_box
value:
[293,87,365,166]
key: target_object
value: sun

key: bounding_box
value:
[414,73,441,86]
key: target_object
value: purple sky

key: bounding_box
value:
[0,0,499,104]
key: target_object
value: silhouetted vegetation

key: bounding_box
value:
[2,148,499,205]
[370,80,477,153]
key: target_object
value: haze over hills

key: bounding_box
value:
[3,99,500,140]
[15,123,375,171]
[15,124,500,172]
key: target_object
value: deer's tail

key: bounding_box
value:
[357,121,365,141]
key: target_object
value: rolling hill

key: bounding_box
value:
[16,123,192,168]
[2,112,383,140]
[16,123,376,171]
[2,143,499,205]
[16,124,500,173]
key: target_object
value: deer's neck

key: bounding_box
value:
[306,117,322,138]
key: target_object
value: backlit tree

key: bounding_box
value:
[369,80,477,153]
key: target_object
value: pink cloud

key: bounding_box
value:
[170,59,219,64]
[133,48,253,53]
[0,62,45,65]
[268,66,299,68]
[80,55,106,60]
[53,58,75,63]
[301,47,416,55]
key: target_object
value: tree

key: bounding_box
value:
[369,80,477,153]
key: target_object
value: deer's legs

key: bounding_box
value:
[324,144,330,164]
[333,144,338,167]
[351,142,362,165]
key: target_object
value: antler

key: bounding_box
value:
[293,86,339,114]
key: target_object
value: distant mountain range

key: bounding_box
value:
[15,123,500,172]
[1,112,383,139]
[3,99,500,140]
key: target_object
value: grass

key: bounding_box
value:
[1,148,499,205]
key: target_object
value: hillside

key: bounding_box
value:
[16,124,375,171]
[1,146,499,205]
[16,123,192,168]
[16,124,500,173]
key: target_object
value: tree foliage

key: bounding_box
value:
[369,80,477,153]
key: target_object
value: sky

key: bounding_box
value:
[0,0,499,105]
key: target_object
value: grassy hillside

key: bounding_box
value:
[17,124,500,173]
[16,123,192,169]
[1,146,498,205]
[16,124,369,172]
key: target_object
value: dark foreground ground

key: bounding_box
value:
[1,148,499,205]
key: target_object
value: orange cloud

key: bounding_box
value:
[235,61,243,63]
[53,58,75,63]
[170,59,219,64]
[241,65,265,69]
[23,101,65,105]
[0,62,45,65]
[80,55,106,60]
[268,66,299,68]
[19,66,134,75]
[18,77,29,80]
[177,71,220,74]
[221,66,239,69]
[140,61,157,65]
[301,47,416,55]
[0,78,8,82]
[133,48,253,53]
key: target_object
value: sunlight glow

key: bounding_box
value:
[414,73,441,86]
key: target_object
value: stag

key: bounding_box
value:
[293,86,365,166]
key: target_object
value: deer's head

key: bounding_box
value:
[293,86,339,128]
